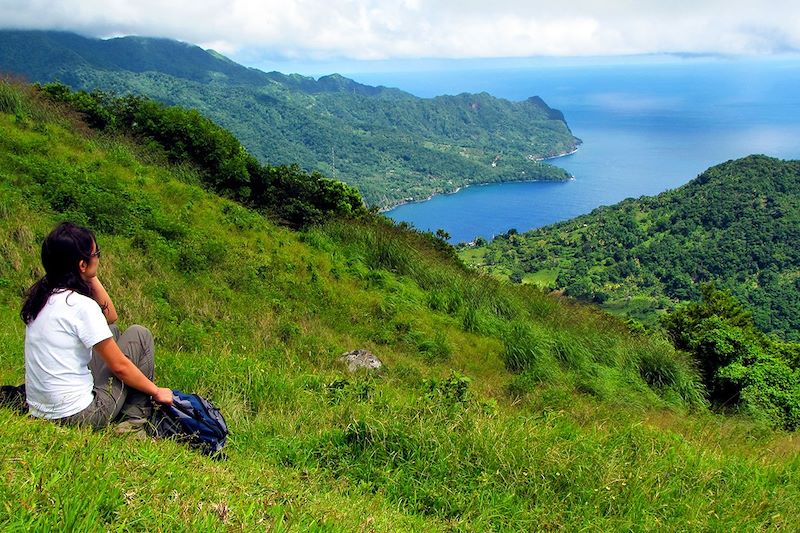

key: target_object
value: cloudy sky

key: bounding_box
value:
[1,0,799,66]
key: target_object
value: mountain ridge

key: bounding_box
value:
[0,29,579,207]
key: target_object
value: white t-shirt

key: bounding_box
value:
[24,290,113,419]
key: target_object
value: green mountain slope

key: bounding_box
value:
[1,81,799,530]
[0,29,579,207]
[462,155,800,340]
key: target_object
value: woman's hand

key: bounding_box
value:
[152,387,174,406]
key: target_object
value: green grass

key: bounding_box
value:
[603,295,667,327]
[456,247,486,264]
[2,80,800,530]
[522,268,559,287]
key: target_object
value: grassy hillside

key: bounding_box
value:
[0,30,579,208]
[1,81,799,530]
[462,156,800,341]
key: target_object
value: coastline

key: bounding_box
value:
[379,145,580,213]
[535,147,580,162]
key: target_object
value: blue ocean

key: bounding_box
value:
[345,56,800,243]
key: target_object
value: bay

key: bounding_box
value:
[345,56,800,243]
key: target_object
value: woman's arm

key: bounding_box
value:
[89,277,118,324]
[93,338,172,405]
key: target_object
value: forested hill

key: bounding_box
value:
[0,29,579,207]
[462,155,800,341]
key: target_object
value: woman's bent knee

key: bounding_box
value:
[117,325,155,375]
[126,324,153,340]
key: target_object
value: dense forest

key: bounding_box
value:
[462,155,800,341]
[0,30,579,207]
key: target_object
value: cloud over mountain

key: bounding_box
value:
[1,0,798,60]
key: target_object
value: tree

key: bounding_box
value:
[662,284,800,429]
[435,228,451,241]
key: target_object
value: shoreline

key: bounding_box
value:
[534,147,580,162]
[378,145,580,213]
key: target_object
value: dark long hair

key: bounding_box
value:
[21,222,96,324]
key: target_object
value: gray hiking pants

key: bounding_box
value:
[59,324,155,429]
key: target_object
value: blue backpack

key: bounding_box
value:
[149,390,228,457]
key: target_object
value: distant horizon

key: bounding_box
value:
[237,51,800,79]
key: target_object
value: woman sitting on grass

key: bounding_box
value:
[21,221,172,428]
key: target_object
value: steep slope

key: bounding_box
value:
[463,155,800,340]
[0,29,579,207]
[1,81,798,530]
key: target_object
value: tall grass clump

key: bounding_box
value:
[0,79,26,116]
[0,78,65,125]
[502,321,558,376]
[635,338,709,408]
[320,218,436,284]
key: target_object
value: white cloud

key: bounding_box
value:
[0,0,798,60]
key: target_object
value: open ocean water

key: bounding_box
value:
[346,56,800,243]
